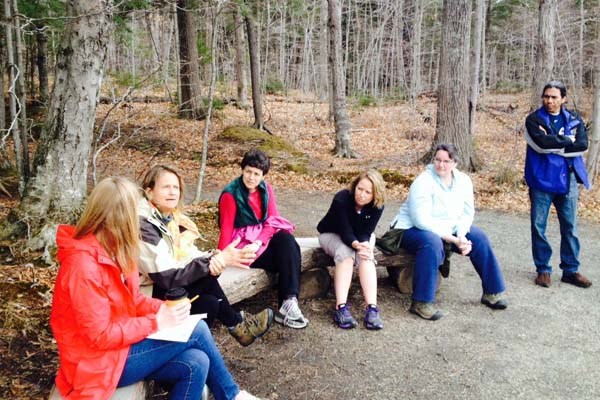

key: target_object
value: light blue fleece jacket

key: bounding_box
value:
[391,164,474,238]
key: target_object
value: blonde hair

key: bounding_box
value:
[349,169,386,209]
[75,177,141,274]
[140,165,185,210]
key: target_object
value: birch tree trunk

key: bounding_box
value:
[430,0,474,170]
[177,0,203,119]
[233,7,249,109]
[469,0,484,136]
[7,0,112,254]
[328,0,354,158]
[530,0,557,110]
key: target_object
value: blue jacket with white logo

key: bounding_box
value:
[524,106,589,194]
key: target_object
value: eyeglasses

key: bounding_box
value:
[433,158,454,165]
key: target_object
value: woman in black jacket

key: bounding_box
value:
[317,170,386,330]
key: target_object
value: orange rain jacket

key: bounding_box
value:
[50,225,162,399]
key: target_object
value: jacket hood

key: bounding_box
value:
[56,224,103,264]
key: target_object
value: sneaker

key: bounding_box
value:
[235,390,262,400]
[274,297,309,329]
[561,272,592,288]
[228,309,273,346]
[364,305,383,330]
[481,292,508,310]
[334,303,358,329]
[535,272,552,288]
[409,301,443,321]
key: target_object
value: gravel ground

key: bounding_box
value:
[203,187,600,400]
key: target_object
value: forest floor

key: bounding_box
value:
[1,90,600,399]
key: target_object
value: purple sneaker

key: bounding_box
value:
[364,305,383,330]
[334,304,358,329]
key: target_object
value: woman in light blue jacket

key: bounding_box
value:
[392,143,507,320]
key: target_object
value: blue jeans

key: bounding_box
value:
[529,172,580,275]
[118,320,239,400]
[400,226,506,303]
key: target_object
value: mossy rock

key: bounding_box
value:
[220,126,308,173]
[379,169,415,188]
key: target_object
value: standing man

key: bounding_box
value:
[524,80,592,288]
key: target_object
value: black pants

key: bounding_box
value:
[251,231,302,306]
[153,275,241,328]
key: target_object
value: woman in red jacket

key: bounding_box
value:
[50,177,260,400]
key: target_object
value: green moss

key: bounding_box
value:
[379,169,415,187]
[220,126,304,158]
[283,162,308,174]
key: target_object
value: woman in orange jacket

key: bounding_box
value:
[50,177,260,400]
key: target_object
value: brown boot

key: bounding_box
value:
[228,309,273,346]
[561,272,592,288]
[534,272,551,288]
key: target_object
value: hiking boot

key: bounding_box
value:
[334,303,358,329]
[535,272,551,288]
[364,305,383,330]
[409,301,443,321]
[481,292,508,310]
[229,309,273,346]
[274,297,309,329]
[561,272,592,288]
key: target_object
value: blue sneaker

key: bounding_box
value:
[334,304,357,329]
[364,305,383,330]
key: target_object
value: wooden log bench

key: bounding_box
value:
[49,381,210,400]
[216,237,428,304]
[49,382,149,400]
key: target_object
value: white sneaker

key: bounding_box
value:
[236,390,262,400]
[274,297,309,329]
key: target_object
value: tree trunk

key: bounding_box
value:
[469,0,484,136]
[586,2,600,186]
[430,0,474,170]
[233,7,249,109]
[245,13,266,131]
[9,0,112,254]
[328,0,354,158]
[177,0,203,119]
[36,25,49,104]
[0,25,6,134]
[480,0,488,108]
[4,0,25,189]
[530,0,556,110]
[587,87,600,186]
[0,25,8,170]
[318,0,329,101]
[409,0,424,107]
[193,2,221,204]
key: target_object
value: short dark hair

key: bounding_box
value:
[542,80,567,98]
[241,149,271,175]
[433,143,458,161]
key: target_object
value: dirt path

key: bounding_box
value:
[202,188,600,400]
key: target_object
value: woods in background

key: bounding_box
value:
[1,0,599,251]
